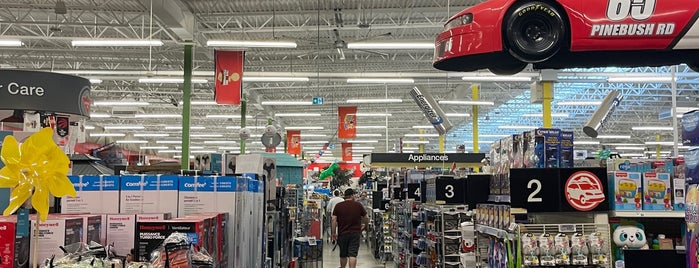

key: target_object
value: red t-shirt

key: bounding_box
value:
[332,200,367,236]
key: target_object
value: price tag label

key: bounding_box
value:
[510,168,562,212]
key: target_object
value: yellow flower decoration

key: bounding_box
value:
[0,127,76,221]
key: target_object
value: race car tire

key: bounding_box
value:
[689,64,699,73]
[505,1,566,63]
[488,62,527,75]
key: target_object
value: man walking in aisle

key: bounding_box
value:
[332,188,369,268]
[326,189,345,242]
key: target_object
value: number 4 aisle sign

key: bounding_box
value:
[509,168,609,213]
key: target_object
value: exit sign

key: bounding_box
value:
[312,97,324,105]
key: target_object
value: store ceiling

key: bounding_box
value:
[0,0,696,160]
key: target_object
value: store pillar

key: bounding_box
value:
[181,42,193,169]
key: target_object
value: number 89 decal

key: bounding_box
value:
[607,0,655,21]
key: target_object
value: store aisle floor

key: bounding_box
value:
[321,239,392,268]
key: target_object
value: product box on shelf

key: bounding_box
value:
[673,176,686,211]
[61,175,120,214]
[105,213,171,257]
[119,175,178,216]
[135,218,209,262]
[686,148,699,184]
[60,214,104,245]
[179,213,228,265]
[560,131,574,168]
[682,110,699,145]
[609,159,652,173]
[30,215,83,267]
[533,128,561,168]
[0,216,28,268]
[193,153,223,174]
[642,173,673,211]
[177,176,237,217]
[501,136,513,174]
[522,131,535,168]
[608,172,642,210]
[490,140,502,174]
[512,134,523,169]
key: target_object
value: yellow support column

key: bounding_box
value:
[542,81,554,128]
[472,84,480,153]
[656,135,661,159]
[439,135,445,153]
[419,129,425,153]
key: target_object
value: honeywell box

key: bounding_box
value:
[134,218,209,262]
[105,213,171,257]
[119,175,178,216]
[30,215,83,267]
[177,176,237,217]
[181,213,228,266]
[0,216,29,268]
[60,214,104,245]
[62,175,120,214]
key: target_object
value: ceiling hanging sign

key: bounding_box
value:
[409,86,452,135]
[370,153,486,165]
[338,106,357,139]
[0,70,91,116]
[214,50,244,105]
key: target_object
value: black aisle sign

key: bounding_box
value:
[510,168,609,213]
[370,153,485,164]
[407,183,421,200]
[0,70,91,116]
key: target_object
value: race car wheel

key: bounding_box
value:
[689,64,699,73]
[489,62,527,75]
[505,1,566,63]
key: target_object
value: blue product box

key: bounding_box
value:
[608,171,642,211]
[560,131,574,168]
[642,173,672,211]
[61,175,120,214]
[686,148,699,184]
[119,175,179,216]
[178,176,238,217]
[533,128,561,168]
[682,110,699,146]
[210,154,223,174]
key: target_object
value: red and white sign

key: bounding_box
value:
[564,171,605,211]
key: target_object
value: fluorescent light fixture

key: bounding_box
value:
[346,78,415,84]
[285,126,324,130]
[355,113,392,117]
[575,141,601,145]
[84,125,95,130]
[608,76,673,83]
[156,140,181,144]
[596,135,632,139]
[300,141,330,144]
[621,153,644,157]
[356,133,382,137]
[557,101,602,106]
[445,113,471,117]
[402,147,419,150]
[346,99,403,104]
[71,39,163,47]
[300,134,327,137]
[138,78,208,84]
[140,146,169,150]
[275,113,321,117]
[616,146,646,150]
[260,101,313,105]
[89,133,125,137]
[175,146,204,149]
[644,141,676,146]
[645,151,672,154]
[178,100,218,105]
[89,79,102,84]
[133,133,170,137]
[159,150,181,153]
[218,147,241,150]
[479,134,509,138]
[93,101,149,106]
[412,125,434,129]
[244,77,309,82]
[225,126,266,129]
[203,140,237,144]
[632,126,673,131]
[115,140,148,144]
[522,113,569,118]
[605,143,645,146]
[304,146,325,150]
[405,133,440,137]
[134,114,181,119]
[347,41,434,50]
[352,150,375,153]
[191,134,224,138]
[191,150,217,154]
[165,126,206,130]
[0,39,23,46]
[402,140,429,144]
[462,76,532,82]
[439,100,495,106]
[463,140,495,144]
[356,126,387,129]
[104,125,145,130]
[352,146,376,150]
[348,140,379,143]
[498,125,537,130]
[90,113,111,118]
[206,40,297,48]
[205,114,254,119]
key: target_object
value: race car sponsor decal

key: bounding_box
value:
[590,0,675,37]
[590,23,675,37]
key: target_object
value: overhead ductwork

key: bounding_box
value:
[409,86,453,135]
[583,90,623,138]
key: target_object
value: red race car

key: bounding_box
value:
[434,0,699,74]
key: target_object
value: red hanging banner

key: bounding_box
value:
[214,50,244,105]
[338,106,357,139]
[342,142,352,162]
[286,130,301,155]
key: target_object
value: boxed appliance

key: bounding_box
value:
[179,213,228,266]
[673,176,686,211]
[177,176,237,217]
[119,175,178,216]
[61,175,120,214]
[134,218,209,262]
[30,215,83,266]
[105,213,171,257]
[682,110,699,145]
[642,173,672,211]
[0,216,30,268]
[60,214,104,245]
[560,131,574,168]
[608,172,642,210]
[532,128,561,168]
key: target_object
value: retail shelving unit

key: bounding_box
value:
[423,205,471,268]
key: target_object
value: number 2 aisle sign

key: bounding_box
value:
[510,169,562,212]
[510,168,608,213]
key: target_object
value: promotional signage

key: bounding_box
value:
[338,106,357,139]
[342,142,352,161]
[409,86,452,135]
[286,130,301,155]
[370,153,486,164]
[214,50,244,105]
[510,168,608,213]
[0,70,91,116]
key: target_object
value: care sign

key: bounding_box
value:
[510,168,608,213]
[0,70,91,116]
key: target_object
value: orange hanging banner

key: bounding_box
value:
[214,50,244,105]
[338,106,357,139]
[342,142,352,162]
[286,130,301,155]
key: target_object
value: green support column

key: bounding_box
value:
[180,42,193,170]
[240,98,247,155]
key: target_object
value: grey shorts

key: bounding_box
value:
[337,232,361,258]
